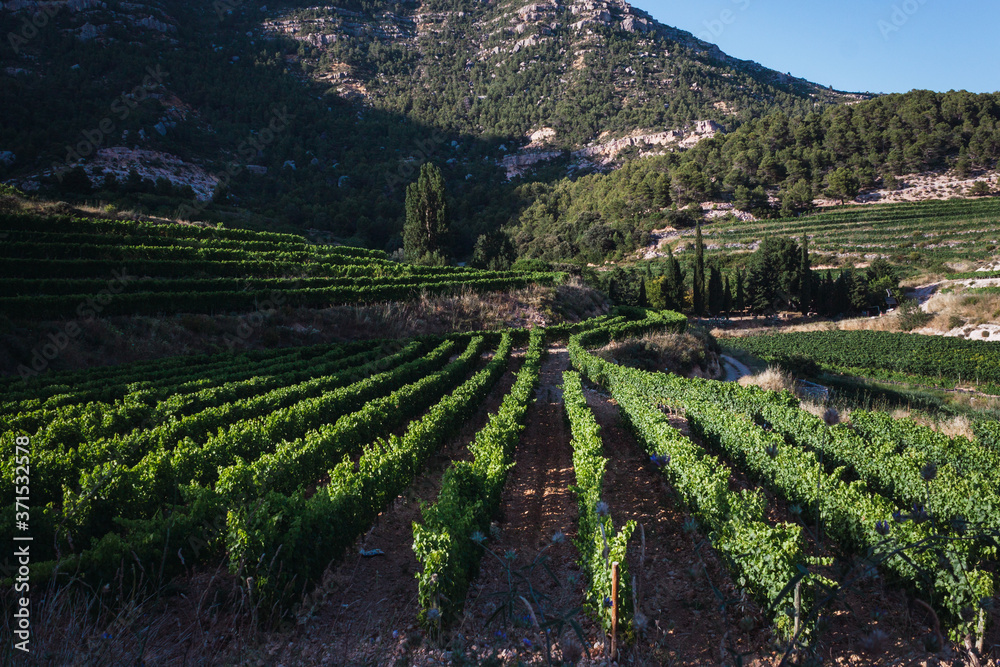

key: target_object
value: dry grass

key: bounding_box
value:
[899,271,948,288]
[801,400,842,425]
[943,259,980,274]
[2,193,178,225]
[836,314,905,332]
[887,409,976,440]
[0,282,608,377]
[738,366,796,393]
[2,564,270,666]
[923,291,1000,330]
[598,330,721,377]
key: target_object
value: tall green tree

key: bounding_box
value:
[404,163,450,264]
[645,276,666,309]
[799,234,812,314]
[653,173,671,209]
[779,179,814,217]
[745,236,801,314]
[826,168,860,205]
[735,270,746,313]
[672,162,710,206]
[471,230,515,270]
[723,275,733,316]
[707,266,724,316]
[692,223,706,316]
[665,245,686,310]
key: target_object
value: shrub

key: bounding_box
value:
[896,298,933,332]
[968,181,992,196]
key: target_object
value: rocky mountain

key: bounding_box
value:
[0,0,868,254]
[265,0,863,153]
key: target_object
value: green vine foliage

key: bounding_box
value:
[568,311,823,636]
[563,370,636,638]
[414,330,544,626]
[602,326,996,639]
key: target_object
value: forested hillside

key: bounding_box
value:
[1,0,998,264]
[0,0,857,252]
[512,91,1000,264]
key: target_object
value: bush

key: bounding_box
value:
[896,298,933,332]
[411,250,449,267]
[598,331,717,375]
[772,354,821,377]
[968,181,992,197]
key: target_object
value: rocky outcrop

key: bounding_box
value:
[263,8,415,45]
[77,21,100,40]
[526,127,557,147]
[574,120,723,162]
[59,148,219,201]
[500,121,723,178]
[701,202,756,222]
[501,150,562,178]
[134,15,175,33]
[3,0,178,44]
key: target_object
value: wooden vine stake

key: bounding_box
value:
[611,561,620,659]
[793,581,802,638]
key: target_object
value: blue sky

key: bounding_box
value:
[640,0,999,94]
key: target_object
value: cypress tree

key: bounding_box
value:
[735,270,746,313]
[404,163,449,263]
[645,277,665,309]
[708,266,724,315]
[723,275,733,316]
[665,245,685,310]
[799,233,812,314]
[693,222,706,315]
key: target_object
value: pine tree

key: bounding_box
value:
[826,167,860,205]
[404,163,449,264]
[692,222,706,315]
[653,173,671,209]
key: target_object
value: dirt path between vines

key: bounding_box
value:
[459,346,592,662]
[255,349,527,666]
[582,384,772,666]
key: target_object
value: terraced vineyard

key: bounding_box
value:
[694,198,1000,262]
[0,212,562,319]
[723,330,1000,394]
[3,311,998,664]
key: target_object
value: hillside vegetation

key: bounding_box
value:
[0,208,561,322]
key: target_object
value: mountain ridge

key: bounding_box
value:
[263,0,866,152]
[3,0,995,265]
